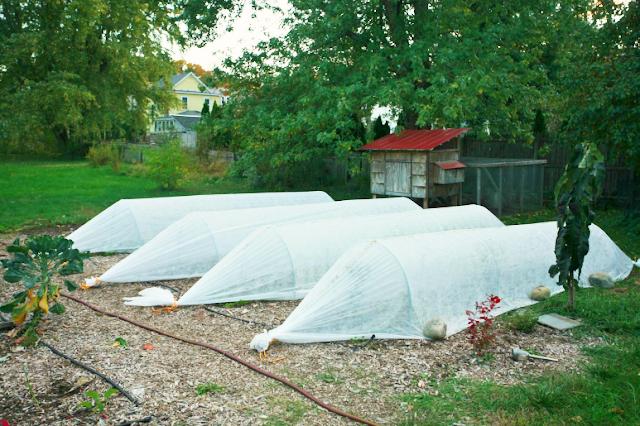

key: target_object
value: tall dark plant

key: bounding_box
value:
[549,142,604,310]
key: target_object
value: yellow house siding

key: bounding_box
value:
[173,74,203,92]
[170,92,222,114]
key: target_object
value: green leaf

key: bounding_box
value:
[50,303,65,315]
[64,280,78,292]
[114,337,128,348]
[103,387,119,399]
[0,299,20,313]
[85,390,100,401]
[3,268,25,283]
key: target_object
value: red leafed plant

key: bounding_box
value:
[466,295,501,355]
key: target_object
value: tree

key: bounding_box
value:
[373,116,390,140]
[558,1,640,172]
[174,59,208,77]
[0,0,180,156]
[201,101,211,117]
[189,0,599,187]
[549,142,604,310]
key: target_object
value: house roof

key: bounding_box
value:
[157,72,224,96]
[360,128,470,151]
[174,110,202,117]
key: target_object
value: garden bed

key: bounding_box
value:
[0,229,595,425]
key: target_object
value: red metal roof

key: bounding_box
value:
[435,160,466,170]
[360,128,470,151]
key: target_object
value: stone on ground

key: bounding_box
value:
[529,285,551,301]
[538,313,581,331]
[588,272,614,288]
[423,319,447,340]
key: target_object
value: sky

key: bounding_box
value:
[172,1,290,70]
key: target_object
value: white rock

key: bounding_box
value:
[588,272,614,288]
[529,285,551,301]
[423,319,447,340]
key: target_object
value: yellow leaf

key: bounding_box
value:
[39,295,49,314]
[13,310,27,325]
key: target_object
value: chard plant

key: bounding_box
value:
[1,235,85,345]
[549,142,604,310]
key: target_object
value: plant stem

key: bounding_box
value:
[23,364,41,410]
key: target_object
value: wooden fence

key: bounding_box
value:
[462,139,637,208]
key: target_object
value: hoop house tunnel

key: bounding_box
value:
[98,197,420,283]
[67,191,333,253]
[123,204,504,307]
[250,222,634,351]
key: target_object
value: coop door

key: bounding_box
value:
[384,161,411,196]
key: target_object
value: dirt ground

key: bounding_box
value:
[0,229,594,425]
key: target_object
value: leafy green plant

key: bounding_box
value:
[113,337,128,348]
[86,143,121,171]
[79,387,119,413]
[0,235,85,345]
[503,310,539,334]
[195,382,224,395]
[549,142,605,310]
[316,371,343,384]
[145,140,191,190]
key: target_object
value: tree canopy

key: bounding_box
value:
[0,0,180,155]
[197,0,626,186]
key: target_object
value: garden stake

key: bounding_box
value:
[511,348,559,362]
[40,340,140,405]
[62,293,378,426]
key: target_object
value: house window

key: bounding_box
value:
[181,97,188,110]
[204,98,210,105]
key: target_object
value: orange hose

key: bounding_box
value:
[62,293,379,426]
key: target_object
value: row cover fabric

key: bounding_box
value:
[68,191,333,253]
[250,222,634,351]
[100,197,420,283]
[124,205,504,307]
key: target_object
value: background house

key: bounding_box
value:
[150,72,224,147]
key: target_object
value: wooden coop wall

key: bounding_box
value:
[370,148,462,199]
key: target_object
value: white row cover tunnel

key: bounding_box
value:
[250,222,634,351]
[124,204,505,307]
[99,197,421,283]
[68,191,333,253]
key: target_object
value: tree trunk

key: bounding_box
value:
[567,275,576,311]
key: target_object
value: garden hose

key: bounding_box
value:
[40,340,139,405]
[61,293,379,426]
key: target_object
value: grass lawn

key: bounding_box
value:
[400,209,640,425]
[0,160,370,232]
[0,161,253,232]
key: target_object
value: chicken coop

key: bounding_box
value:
[359,128,469,208]
[460,157,548,215]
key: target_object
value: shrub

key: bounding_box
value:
[145,140,191,190]
[466,295,501,356]
[503,309,538,334]
[86,143,120,170]
[0,235,85,346]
